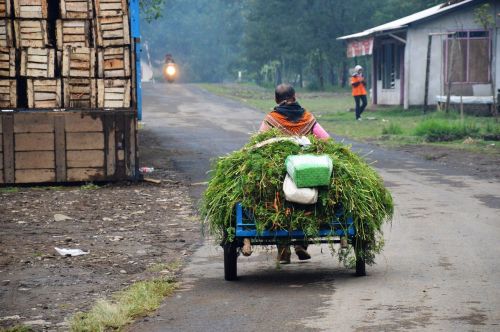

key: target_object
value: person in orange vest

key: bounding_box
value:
[351,65,367,121]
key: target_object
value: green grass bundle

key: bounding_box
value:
[201,129,393,264]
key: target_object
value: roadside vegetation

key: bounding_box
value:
[70,261,181,332]
[0,326,33,332]
[198,83,500,154]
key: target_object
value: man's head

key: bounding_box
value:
[275,83,296,104]
[354,65,363,73]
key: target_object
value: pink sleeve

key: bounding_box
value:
[259,121,270,132]
[312,123,330,139]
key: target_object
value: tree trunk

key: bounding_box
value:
[329,65,336,86]
[318,54,324,90]
[340,61,348,88]
[299,65,303,88]
[275,64,282,86]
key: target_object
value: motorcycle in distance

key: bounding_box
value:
[163,54,177,83]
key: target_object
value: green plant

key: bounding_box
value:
[70,278,176,332]
[415,119,480,142]
[0,326,33,332]
[147,260,182,273]
[80,183,100,190]
[0,187,20,193]
[381,123,403,135]
[484,122,500,135]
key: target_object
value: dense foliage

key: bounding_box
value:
[202,130,394,264]
[141,0,443,85]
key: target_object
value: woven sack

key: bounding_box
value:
[285,154,333,188]
[283,174,318,204]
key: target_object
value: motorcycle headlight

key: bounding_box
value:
[166,66,176,76]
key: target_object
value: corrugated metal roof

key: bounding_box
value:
[337,0,477,40]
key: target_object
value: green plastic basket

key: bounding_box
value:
[285,154,333,188]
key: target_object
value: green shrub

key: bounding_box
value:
[414,119,479,142]
[381,123,403,135]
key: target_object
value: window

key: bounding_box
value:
[445,30,490,83]
[378,42,401,89]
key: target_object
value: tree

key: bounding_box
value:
[141,0,244,82]
[140,0,167,22]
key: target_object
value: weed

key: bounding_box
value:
[0,326,33,332]
[70,278,177,332]
[147,260,182,273]
[381,123,403,135]
[0,187,20,193]
[415,119,480,142]
[80,183,100,190]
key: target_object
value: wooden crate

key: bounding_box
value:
[97,46,130,78]
[94,0,127,17]
[95,15,129,47]
[0,110,137,183]
[0,19,13,47]
[63,78,97,108]
[14,20,49,48]
[0,79,16,108]
[0,116,3,182]
[60,0,93,19]
[61,46,96,77]
[27,79,61,108]
[0,48,15,77]
[97,79,130,108]
[20,47,55,77]
[0,0,11,17]
[56,19,94,49]
[13,0,47,18]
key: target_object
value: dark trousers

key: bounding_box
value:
[354,95,367,119]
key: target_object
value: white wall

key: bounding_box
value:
[377,79,402,105]
[404,1,497,107]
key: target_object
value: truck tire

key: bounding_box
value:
[224,242,238,281]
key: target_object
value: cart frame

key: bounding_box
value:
[222,203,367,281]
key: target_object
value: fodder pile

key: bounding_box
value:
[202,130,393,264]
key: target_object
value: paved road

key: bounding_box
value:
[131,83,500,331]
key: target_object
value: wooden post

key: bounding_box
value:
[104,112,116,177]
[446,36,456,114]
[54,114,67,181]
[423,34,432,113]
[2,113,14,183]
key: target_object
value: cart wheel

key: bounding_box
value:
[355,255,366,276]
[224,242,238,281]
[355,241,367,276]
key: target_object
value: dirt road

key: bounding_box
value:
[130,83,500,331]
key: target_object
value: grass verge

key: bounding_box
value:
[0,326,33,332]
[70,277,177,332]
[197,83,500,154]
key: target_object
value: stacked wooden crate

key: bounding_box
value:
[0,0,137,184]
[59,0,96,109]
[13,0,60,108]
[0,0,15,108]
[95,0,131,108]
[4,0,133,109]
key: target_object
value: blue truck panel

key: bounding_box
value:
[129,0,142,121]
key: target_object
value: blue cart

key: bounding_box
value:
[222,203,367,281]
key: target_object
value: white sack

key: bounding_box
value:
[283,174,318,204]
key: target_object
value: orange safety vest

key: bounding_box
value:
[351,75,367,96]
